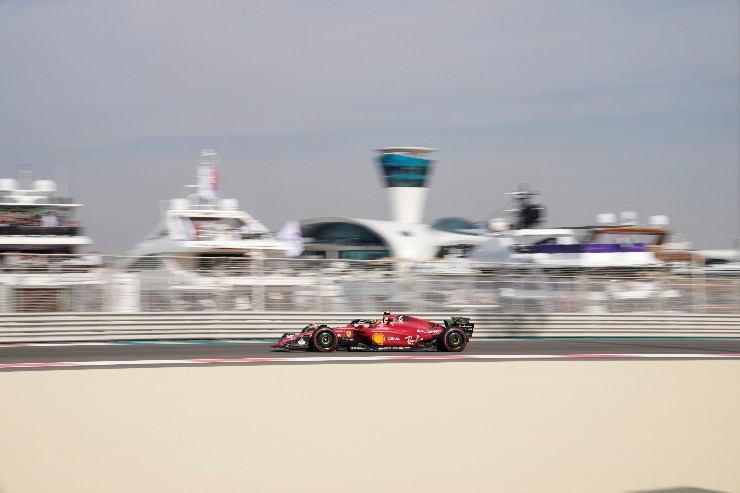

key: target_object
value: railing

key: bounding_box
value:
[0,225,81,236]
[0,255,738,316]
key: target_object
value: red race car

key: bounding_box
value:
[272,312,474,352]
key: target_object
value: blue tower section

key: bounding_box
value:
[378,152,434,188]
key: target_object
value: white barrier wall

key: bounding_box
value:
[1,312,740,343]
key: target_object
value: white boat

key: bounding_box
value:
[122,150,312,311]
[441,185,696,312]
[470,227,669,268]
[0,173,101,312]
[126,150,294,261]
[466,185,672,269]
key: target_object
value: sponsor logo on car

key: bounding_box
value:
[372,333,385,345]
[345,330,352,337]
[297,338,306,346]
[405,335,422,345]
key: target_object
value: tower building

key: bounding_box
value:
[376,147,436,224]
[299,146,486,261]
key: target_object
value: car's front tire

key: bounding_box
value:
[311,327,338,352]
[439,328,467,352]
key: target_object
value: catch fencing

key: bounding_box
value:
[0,254,738,316]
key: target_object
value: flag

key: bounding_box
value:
[277,220,304,257]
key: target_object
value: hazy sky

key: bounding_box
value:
[1,0,737,253]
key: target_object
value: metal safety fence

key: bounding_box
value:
[0,254,738,315]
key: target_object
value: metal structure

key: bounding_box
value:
[0,254,738,316]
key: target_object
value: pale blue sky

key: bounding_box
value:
[0,0,737,252]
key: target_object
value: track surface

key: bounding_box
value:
[2,338,740,371]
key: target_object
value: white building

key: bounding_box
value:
[300,147,487,261]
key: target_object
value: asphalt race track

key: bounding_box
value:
[2,338,740,371]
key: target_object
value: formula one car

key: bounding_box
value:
[272,312,474,352]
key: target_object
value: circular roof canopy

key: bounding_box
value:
[377,147,437,155]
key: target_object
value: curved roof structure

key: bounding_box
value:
[300,217,488,261]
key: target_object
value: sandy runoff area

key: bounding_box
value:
[1,360,739,493]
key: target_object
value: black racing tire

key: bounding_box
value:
[439,328,467,352]
[311,327,338,352]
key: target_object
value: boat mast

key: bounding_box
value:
[196,149,219,207]
[505,184,545,230]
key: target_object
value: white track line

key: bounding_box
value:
[2,353,740,370]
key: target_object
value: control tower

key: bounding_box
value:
[376,147,436,224]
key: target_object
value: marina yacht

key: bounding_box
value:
[123,150,310,311]
[0,173,99,312]
[434,185,690,313]
[466,185,674,268]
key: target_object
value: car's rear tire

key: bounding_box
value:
[439,328,467,352]
[311,327,338,352]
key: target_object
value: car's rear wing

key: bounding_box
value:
[445,317,474,337]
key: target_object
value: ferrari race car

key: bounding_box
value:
[272,313,474,352]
